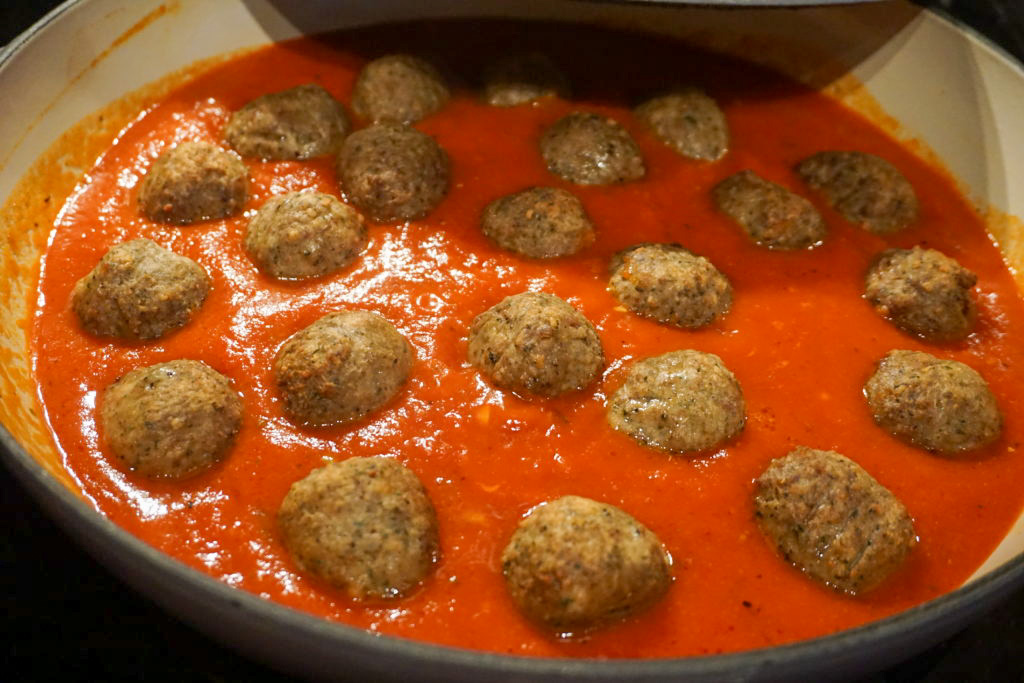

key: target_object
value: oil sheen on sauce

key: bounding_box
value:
[31,21,1024,657]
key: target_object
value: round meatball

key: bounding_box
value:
[101,360,242,479]
[608,350,745,453]
[634,90,729,162]
[864,350,1002,454]
[274,311,413,426]
[482,52,569,107]
[223,84,350,160]
[245,191,367,280]
[278,457,439,600]
[754,447,916,594]
[796,151,918,234]
[501,495,671,633]
[351,54,450,124]
[713,170,826,249]
[609,243,732,329]
[865,246,977,341]
[468,292,604,397]
[481,187,595,259]
[337,123,450,223]
[71,238,210,340]
[540,112,645,185]
[138,141,248,224]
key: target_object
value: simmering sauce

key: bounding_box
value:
[31,21,1024,657]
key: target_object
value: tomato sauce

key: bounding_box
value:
[30,21,1024,657]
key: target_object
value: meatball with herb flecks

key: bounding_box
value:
[138,141,247,224]
[224,84,350,160]
[72,238,210,340]
[502,495,671,633]
[635,89,729,162]
[481,187,595,259]
[275,311,413,426]
[279,457,439,600]
[713,170,826,249]
[483,52,569,107]
[540,112,645,185]
[351,54,449,124]
[102,360,242,480]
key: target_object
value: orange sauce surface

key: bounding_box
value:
[30,21,1024,657]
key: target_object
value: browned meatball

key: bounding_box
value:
[540,112,645,185]
[501,495,671,633]
[754,447,917,594]
[468,292,604,397]
[245,191,367,280]
[609,243,731,329]
[223,84,351,160]
[138,141,247,224]
[634,90,729,162]
[481,187,595,259]
[796,151,918,234]
[482,52,569,107]
[71,238,210,340]
[865,247,977,341]
[864,349,1002,454]
[337,124,450,223]
[351,54,450,124]
[713,170,826,249]
[608,349,745,454]
[102,360,242,479]
[274,311,413,426]
[278,457,439,600]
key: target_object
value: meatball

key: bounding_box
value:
[608,349,745,453]
[713,170,826,249]
[71,238,210,340]
[274,311,413,426]
[278,457,439,600]
[337,123,450,223]
[223,84,351,160]
[482,52,569,107]
[865,246,977,341]
[796,151,918,234]
[540,112,645,185]
[754,447,917,594]
[634,90,729,162]
[468,292,604,397]
[501,495,671,633]
[138,141,248,224]
[608,243,732,329]
[351,54,450,124]
[864,349,1002,454]
[245,191,367,280]
[101,360,242,479]
[480,187,595,259]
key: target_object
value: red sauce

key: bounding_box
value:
[31,21,1024,657]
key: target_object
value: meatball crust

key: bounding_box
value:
[138,141,248,224]
[337,123,450,223]
[245,191,367,280]
[223,84,351,160]
[609,243,732,329]
[865,246,977,341]
[481,187,595,259]
[468,292,604,397]
[634,90,729,162]
[351,54,450,124]
[274,311,413,426]
[101,360,242,479]
[864,350,1002,454]
[278,457,439,600]
[501,495,671,633]
[71,238,210,340]
[482,52,569,107]
[608,350,745,453]
[754,447,917,594]
[796,151,918,234]
[713,170,826,249]
[540,112,645,185]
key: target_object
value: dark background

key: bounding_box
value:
[2,1,1023,681]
